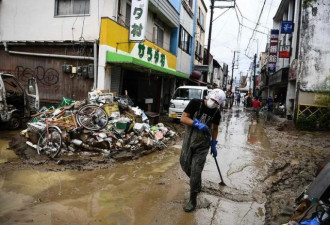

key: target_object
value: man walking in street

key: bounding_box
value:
[252,97,261,119]
[180,89,226,212]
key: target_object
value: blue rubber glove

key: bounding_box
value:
[192,119,209,132]
[211,140,217,157]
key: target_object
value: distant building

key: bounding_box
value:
[259,0,330,124]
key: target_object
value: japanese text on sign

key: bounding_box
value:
[130,0,149,41]
[138,43,166,67]
[268,29,279,73]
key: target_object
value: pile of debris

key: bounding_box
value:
[21,90,176,159]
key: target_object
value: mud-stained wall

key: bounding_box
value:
[299,0,330,92]
[0,46,94,104]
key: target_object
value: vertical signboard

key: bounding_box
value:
[268,29,279,73]
[130,0,149,41]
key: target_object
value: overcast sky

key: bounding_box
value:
[203,0,281,79]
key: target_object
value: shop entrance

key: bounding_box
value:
[122,70,162,112]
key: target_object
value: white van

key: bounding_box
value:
[168,86,209,119]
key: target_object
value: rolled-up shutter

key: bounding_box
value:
[111,67,121,94]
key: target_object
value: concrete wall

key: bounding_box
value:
[299,0,330,92]
[177,2,195,74]
[177,49,191,74]
[0,0,116,41]
[193,0,207,66]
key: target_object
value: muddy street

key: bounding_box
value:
[1,105,329,225]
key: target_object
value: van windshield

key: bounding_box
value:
[173,88,202,100]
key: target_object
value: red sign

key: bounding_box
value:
[279,51,290,58]
[279,45,290,58]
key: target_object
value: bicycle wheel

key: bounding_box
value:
[37,126,62,158]
[76,104,109,131]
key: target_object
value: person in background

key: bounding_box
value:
[180,89,226,212]
[252,97,261,118]
[236,92,241,106]
[267,96,274,112]
[247,93,252,107]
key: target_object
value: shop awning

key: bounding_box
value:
[269,68,289,86]
[106,51,189,79]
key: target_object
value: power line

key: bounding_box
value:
[213,8,231,22]
[236,3,269,30]
[244,0,267,56]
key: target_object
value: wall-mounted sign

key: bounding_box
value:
[137,43,166,67]
[281,21,293,34]
[268,29,279,73]
[279,45,291,58]
[130,0,149,41]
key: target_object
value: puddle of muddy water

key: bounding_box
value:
[203,107,271,192]
[0,107,275,225]
[0,145,200,225]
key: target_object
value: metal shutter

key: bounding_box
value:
[111,67,121,94]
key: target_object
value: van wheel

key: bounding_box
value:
[9,114,21,130]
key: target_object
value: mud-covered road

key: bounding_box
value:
[1,105,329,225]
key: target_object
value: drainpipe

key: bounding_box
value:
[93,39,98,90]
[293,0,302,122]
[4,45,94,61]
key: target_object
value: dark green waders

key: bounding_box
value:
[180,125,210,212]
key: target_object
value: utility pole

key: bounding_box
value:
[230,51,236,92]
[207,0,235,86]
[253,53,257,97]
[206,0,215,85]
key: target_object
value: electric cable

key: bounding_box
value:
[235,3,269,30]
[80,0,88,41]
[244,0,267,56]
[213,8,231,22]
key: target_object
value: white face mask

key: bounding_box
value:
[206,99,217,109]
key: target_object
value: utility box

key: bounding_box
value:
[77,66,82,77]
[62,64,72,73]
[88,64,94,79]
[82,66,88,78]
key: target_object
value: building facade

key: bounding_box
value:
[0,0,197,113]
[260,0,330,125]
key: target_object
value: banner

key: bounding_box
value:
[130,0,149,41]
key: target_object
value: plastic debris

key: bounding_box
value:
[24,94,176,159]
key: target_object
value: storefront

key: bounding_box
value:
[269,68,289,114]
[98,18,189,113]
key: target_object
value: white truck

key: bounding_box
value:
[168,86,209,120]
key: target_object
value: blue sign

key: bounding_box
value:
[281,21,293,34]
[271,29,280,35]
